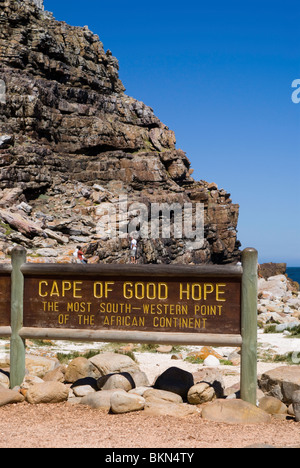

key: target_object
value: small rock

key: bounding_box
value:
[157,345,173,353]
[110,390,145,414]
[71,377,98,391]
[193,368,225,398]
[97,372,135,392]
[36,248,58,257]
[187,382,216,405]
[131,370,150,387]
[128,386,151,396]
[20,374,44,390]
[0,135,13,148]
[80,389,126,410]
[203,355,220,367]
[0,388,25,406]
[143,388,183,404]
[0,371,9,389]
[43,365,66,383]
[72,385,96,397]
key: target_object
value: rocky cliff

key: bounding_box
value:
[0,0,240,264]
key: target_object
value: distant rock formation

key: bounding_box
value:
[28,0,44,10]
[0,0,240,264]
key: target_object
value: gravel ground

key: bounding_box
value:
[0,402,299,449]
[0,333,299,449]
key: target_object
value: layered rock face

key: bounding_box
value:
[0,0,240,264]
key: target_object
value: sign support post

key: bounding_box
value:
[10,246,26,389]
[240,247,258,405]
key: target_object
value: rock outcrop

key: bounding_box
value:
[0,0,240,264]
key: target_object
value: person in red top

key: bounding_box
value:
[74,246,87,264]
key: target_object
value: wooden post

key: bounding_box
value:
[10,246,26,389]
[240,247,258,405]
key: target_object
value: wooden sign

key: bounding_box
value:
[23,269,241,335]
[0,273,11,327]
[6,247,259,405]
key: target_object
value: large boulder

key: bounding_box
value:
[258,396,288,415]
[153,367,194,400]
[201,400,271,424]
[258,366,300,405]
[26,381,69,404]
[258,263,286,279]
[25,355,58,378]
[64,357,96,383]
[89,353,140,377]
[144,401,198,418]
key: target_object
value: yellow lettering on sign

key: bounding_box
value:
[38,280,83,298]
[152,316,206,329]
[203,283,214,300]
[58,314,69,325]
[93,282,115,298]
[143,303,188,315]
[194,305,223,316]
[67,302,92,313]
[62,281,72,297]
[123,282,168,300]
[78,314,95,325]
[102,315,145,327]
[50,281,60,297]
[216,284,226,302]
[42,301,59,312]
[39,280,48,297]
[179,283,227,301]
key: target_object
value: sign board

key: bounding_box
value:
[0,272,11,327]
[2,247,259,405]
[23,273,241,335]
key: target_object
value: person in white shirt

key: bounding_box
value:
[130,237,137,264]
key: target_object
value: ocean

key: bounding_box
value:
[286,267,300,284]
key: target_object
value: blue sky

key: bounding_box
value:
[44,0,300,266]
